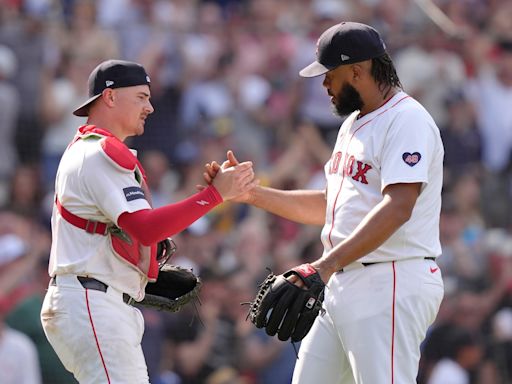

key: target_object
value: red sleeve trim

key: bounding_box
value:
[118,185,223,245]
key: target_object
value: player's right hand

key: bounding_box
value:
[202,151,257,203]
[211,156,258,201]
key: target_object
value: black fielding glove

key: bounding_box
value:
[249,264,325,342]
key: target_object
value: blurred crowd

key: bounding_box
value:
[0,0,511,383]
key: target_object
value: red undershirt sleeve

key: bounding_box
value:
[118,185,223,245]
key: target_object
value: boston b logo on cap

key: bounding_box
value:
[73,60,151,117]
[300,22,387,78]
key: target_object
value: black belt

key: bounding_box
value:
[50,276,133,305]
[342,257,436,271]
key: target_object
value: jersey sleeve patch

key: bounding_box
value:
[123,186,146,201]
[99,137,138,172]
[402,152,421,167]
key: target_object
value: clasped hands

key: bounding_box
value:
[199,150,315,287]
[199,150,259,202]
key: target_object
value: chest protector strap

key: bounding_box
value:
[55,125,159,281]
[55,197,109,235]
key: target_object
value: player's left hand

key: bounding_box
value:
[203,150,239,184]
[248,264,325,342]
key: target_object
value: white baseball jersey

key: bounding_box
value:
[293,91,445,384]
[49,136,151,299]
[321,91,444,262]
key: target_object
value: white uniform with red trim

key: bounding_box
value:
[294,92,445,384]
[41,126,154,383]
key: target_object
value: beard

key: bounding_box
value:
[333,82,364,117]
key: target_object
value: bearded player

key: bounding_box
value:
[205,22,444,383]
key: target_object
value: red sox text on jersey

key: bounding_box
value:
[328,151,372,184]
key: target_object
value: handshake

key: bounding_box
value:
[200,150,327,342]
[198,150,258,203]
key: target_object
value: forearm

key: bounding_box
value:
[118,185,222,245]
[0,254,40,314]
[312,195,411,280]
[0,256,39,294]
[247,186,326,226]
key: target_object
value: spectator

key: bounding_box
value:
[0,312,42,384]
[290,4,348,147]
[0,44,20,190]
[466,34,512,174]
[139,150,177,208]
[242,328,297,384]
[0,228,43,384]
[488,307,512,382]
[440,90,481,182]
[40,55,96,188]
[394,26,467,127]
[0,7,52,164]
[427,328,483,384]
[4,165,46,222]
[58,0,120,64]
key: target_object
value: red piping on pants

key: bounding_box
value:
[391,261,396,384]
[85,289,111,383]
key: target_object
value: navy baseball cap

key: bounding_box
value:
[73,59,151,117]
[299,22,387,78]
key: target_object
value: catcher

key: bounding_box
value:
[40,60,258,384]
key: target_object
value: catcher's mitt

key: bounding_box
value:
[249,264,325,342]
[137,264,201,312]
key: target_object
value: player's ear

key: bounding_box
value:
[351,61,370,82]
[102,88,115,107]
[350,64,361,81]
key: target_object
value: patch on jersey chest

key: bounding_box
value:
[402,152,421,167]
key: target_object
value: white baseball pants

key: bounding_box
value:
[40,274,149,384]
[293,257,444,384]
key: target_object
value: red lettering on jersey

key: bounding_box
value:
[329,152,371,184]
[352,161,372,184]
[329,152,342,174]
[345,155,355,176]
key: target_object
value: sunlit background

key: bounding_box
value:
[0,0,511,383]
